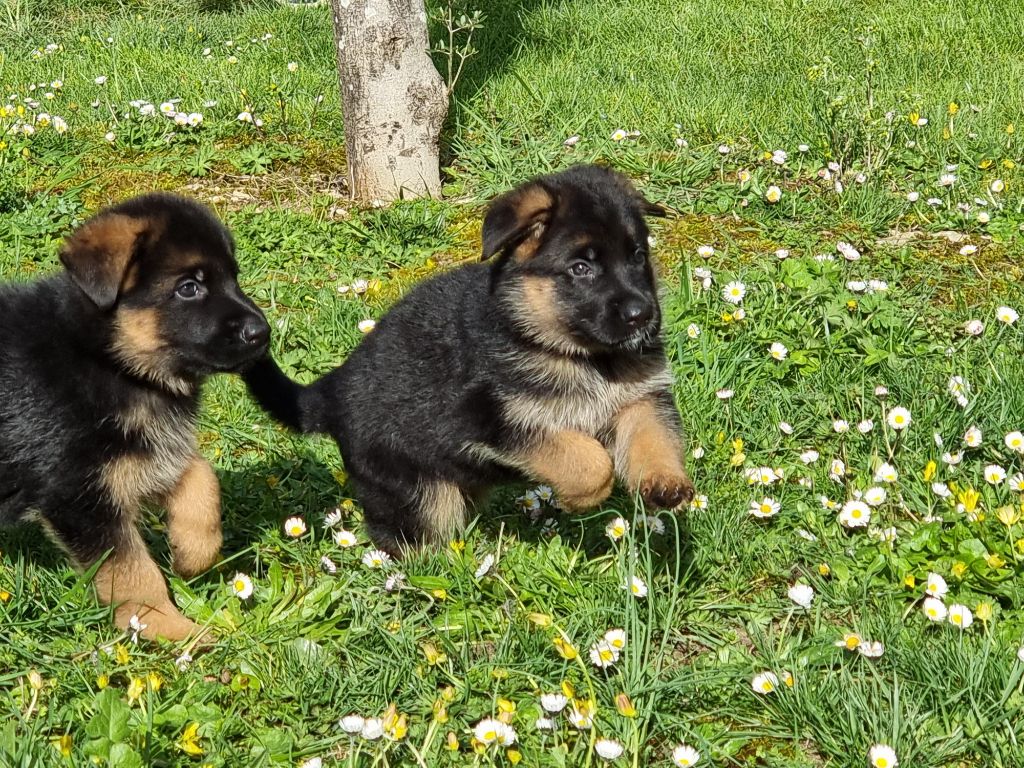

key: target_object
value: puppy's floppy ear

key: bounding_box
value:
[481,180,557,261]
[59,213,150,310]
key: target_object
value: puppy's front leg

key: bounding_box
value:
[612,392,695,509]
[164,457,222,578]
[521,430,614,511]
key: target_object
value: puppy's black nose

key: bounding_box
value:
[618,297,653,327]
[239,315,270,346]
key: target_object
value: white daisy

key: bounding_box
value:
[800,449,820,464]
[360,718,384,740]
[769,342,788,361]
[330,528,357,548]
[589,641,619,669]
[964,319,984,336]
[361,549,392,569]
[837,241,860,261]
[868,743,898,768]
[829,458,846,481]
[595,739,624,761]
[787,583,814,609]
[1003,431,1024,453]
[887,407,911,430]
[874,463,899,483]
[672,745,701,767]
[996,306,1019,324]
[948,604,973,629]
[863,487,887,507]
[858,419,874,434]
[474,554,495,579]
[839,500,871,528]
[991,179,1005,193]
[722,281,746,304]
[540,693,568,713]
[625,576,648,598]
[697,245,715,258]
[749,497,780,519]
[230,572,254,599]
[858,640,885,658]
[568,707,593,729]
[923,597,947,622]
[765,185,782,203]
[751,671,779,694]
[604,628,627,650]
[926,572,948,599]
[605,517,630,541]
[779,421,794,434]
[985,464,1006,485]
[833,419,850,434]
[283,516,306,537]
[686,323,701,339]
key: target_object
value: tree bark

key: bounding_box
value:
[329,0,448,202]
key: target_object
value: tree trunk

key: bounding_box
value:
[329,0,448,202]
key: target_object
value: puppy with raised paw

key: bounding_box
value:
[246,164,695,554]
[0,194,269,641]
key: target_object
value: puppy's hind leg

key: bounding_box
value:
[163,457,222,578]
[355,475,467,556]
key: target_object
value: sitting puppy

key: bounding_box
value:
[246,165,694,553]
[0,194,269,641]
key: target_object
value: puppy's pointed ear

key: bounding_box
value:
[638,195,667,218]
[59,213,150,309]
[481,181,557,261]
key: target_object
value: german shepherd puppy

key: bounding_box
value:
[0,194,269,641]
[245,165,695,554]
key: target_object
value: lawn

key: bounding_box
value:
[2,0,1024,766]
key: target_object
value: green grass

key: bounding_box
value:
[2,1,1024,766]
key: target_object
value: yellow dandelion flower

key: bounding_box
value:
[553,636,578,660]
[922,461,936,482]
[985,552,1006,569]
[127,677,145,704]
[951,561,968,579]
[615,692,637,717]
[177,723,204,756]
[948,102,959,116]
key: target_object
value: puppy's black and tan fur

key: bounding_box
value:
[246,165,694,553]
[0,194,269,640]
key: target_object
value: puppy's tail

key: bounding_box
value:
[243,356,328,435]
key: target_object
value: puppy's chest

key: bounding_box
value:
[501,355,672,437]
[101,395,197,508]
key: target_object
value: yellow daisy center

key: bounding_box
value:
[845,636,859,650]
[877,760,888,768]
[761,681,774,692]
[234,580,245,591]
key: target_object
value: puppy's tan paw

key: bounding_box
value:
[115,603,211,643]
[639,473,695,510]
[170,535,222,579]
[559,468,615,512]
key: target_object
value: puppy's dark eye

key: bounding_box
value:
[569,261,593,277]
[630,247,647,265]
[175,279,205,299]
